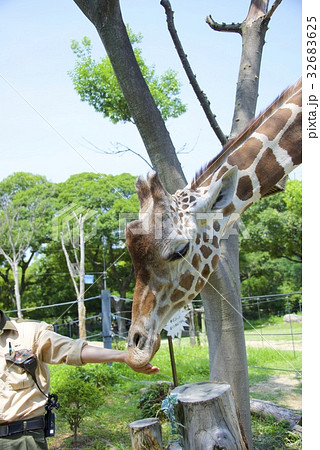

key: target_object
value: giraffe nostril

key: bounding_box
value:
[133,333,145,349]
[133,333,140,347]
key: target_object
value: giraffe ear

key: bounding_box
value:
[192,166,238,213]
[135,176,151,210]
[211,166,238,211]
[147,171,171,207]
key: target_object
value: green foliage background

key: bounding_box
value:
[1,173,302,323]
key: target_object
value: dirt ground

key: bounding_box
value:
[246,339,302,352]
[250,372,302,410]
[246,340,302,411]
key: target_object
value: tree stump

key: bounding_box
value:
[129,418,163,449]
[171,381,247,449]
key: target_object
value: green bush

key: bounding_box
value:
[50,365,105,444]
[138,382,172,419]
[76,363,118,391]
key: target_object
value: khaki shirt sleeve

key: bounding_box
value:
[33,323,88,366]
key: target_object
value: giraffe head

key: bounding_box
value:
[125,167,238,368]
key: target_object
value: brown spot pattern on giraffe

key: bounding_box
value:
[213,221,220,232]
[227,137,263,170]
[256,147,285,197]
[180,273,194,291]
[201,264,211,279]
[257,108,292,141]
[222,202,236,216]
[279,112,302,165]
[195,277,205,291]
[200,245,213,259]
[211,254,220,270]
[212,236,219,248]
[171,289,185,302]
[236,176,253,201]
[192,254,201,270]
[173,300,187,312]
[132,280,156,318]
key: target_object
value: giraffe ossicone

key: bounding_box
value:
[125,79,302,368]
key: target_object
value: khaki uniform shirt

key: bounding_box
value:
[0,312,87,424]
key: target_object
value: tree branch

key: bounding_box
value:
[60,232,80,298]
[161,0,227,146]
[84,139,154,170]
[206,15,242,34]
[265,0,283,21]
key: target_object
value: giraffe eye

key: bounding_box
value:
[168,243,190,261]
[211,191,224,209]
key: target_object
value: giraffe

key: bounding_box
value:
[125,79,302,368]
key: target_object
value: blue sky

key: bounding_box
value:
[1,0,302,183]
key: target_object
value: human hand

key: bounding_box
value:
[131,363,160,374]
[123,351,160,374]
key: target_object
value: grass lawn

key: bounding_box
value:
[48,332,302,449]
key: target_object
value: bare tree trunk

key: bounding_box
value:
[202,235,251,448]
[202,3,280,447]
[12,260,22,319]
[60,213,87,339]
[188,302,196,346]
[78,215,87,339]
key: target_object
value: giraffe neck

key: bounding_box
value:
[191,79,302,214]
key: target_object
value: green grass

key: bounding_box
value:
[252,416,302,449]
[244,315,302,343]
[48,337,302,449]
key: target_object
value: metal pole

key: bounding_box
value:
[102,236,107,291]
[101,290,112,350]
[257,298,263,346]
[287,296,296,358]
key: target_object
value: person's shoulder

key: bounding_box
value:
[14,318,53,332]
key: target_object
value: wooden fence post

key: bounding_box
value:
[129,418,163,449]
[171,381,248,449]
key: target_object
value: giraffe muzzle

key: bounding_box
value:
[127,329,161,369]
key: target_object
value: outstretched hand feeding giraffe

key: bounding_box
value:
[125,79,302,368]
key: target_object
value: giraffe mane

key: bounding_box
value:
[191,78,302,190]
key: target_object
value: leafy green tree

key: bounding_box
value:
[39,173,139,335]
[240,180,302,263]
[239,180,302,315]
[69,33,186,124]
[0,173,55,316]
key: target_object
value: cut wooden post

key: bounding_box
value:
[171,381,247,449]
[129,418,163,449]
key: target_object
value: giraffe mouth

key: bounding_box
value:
[127,329,161,369]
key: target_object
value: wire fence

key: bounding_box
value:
[4,291,302,375]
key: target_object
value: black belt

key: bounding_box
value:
[0,416,45,437]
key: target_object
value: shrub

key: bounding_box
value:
[138,382,172,419]
[76,363,118,391]
[50,365,105,444]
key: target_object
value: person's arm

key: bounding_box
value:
[80,345,160,374]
